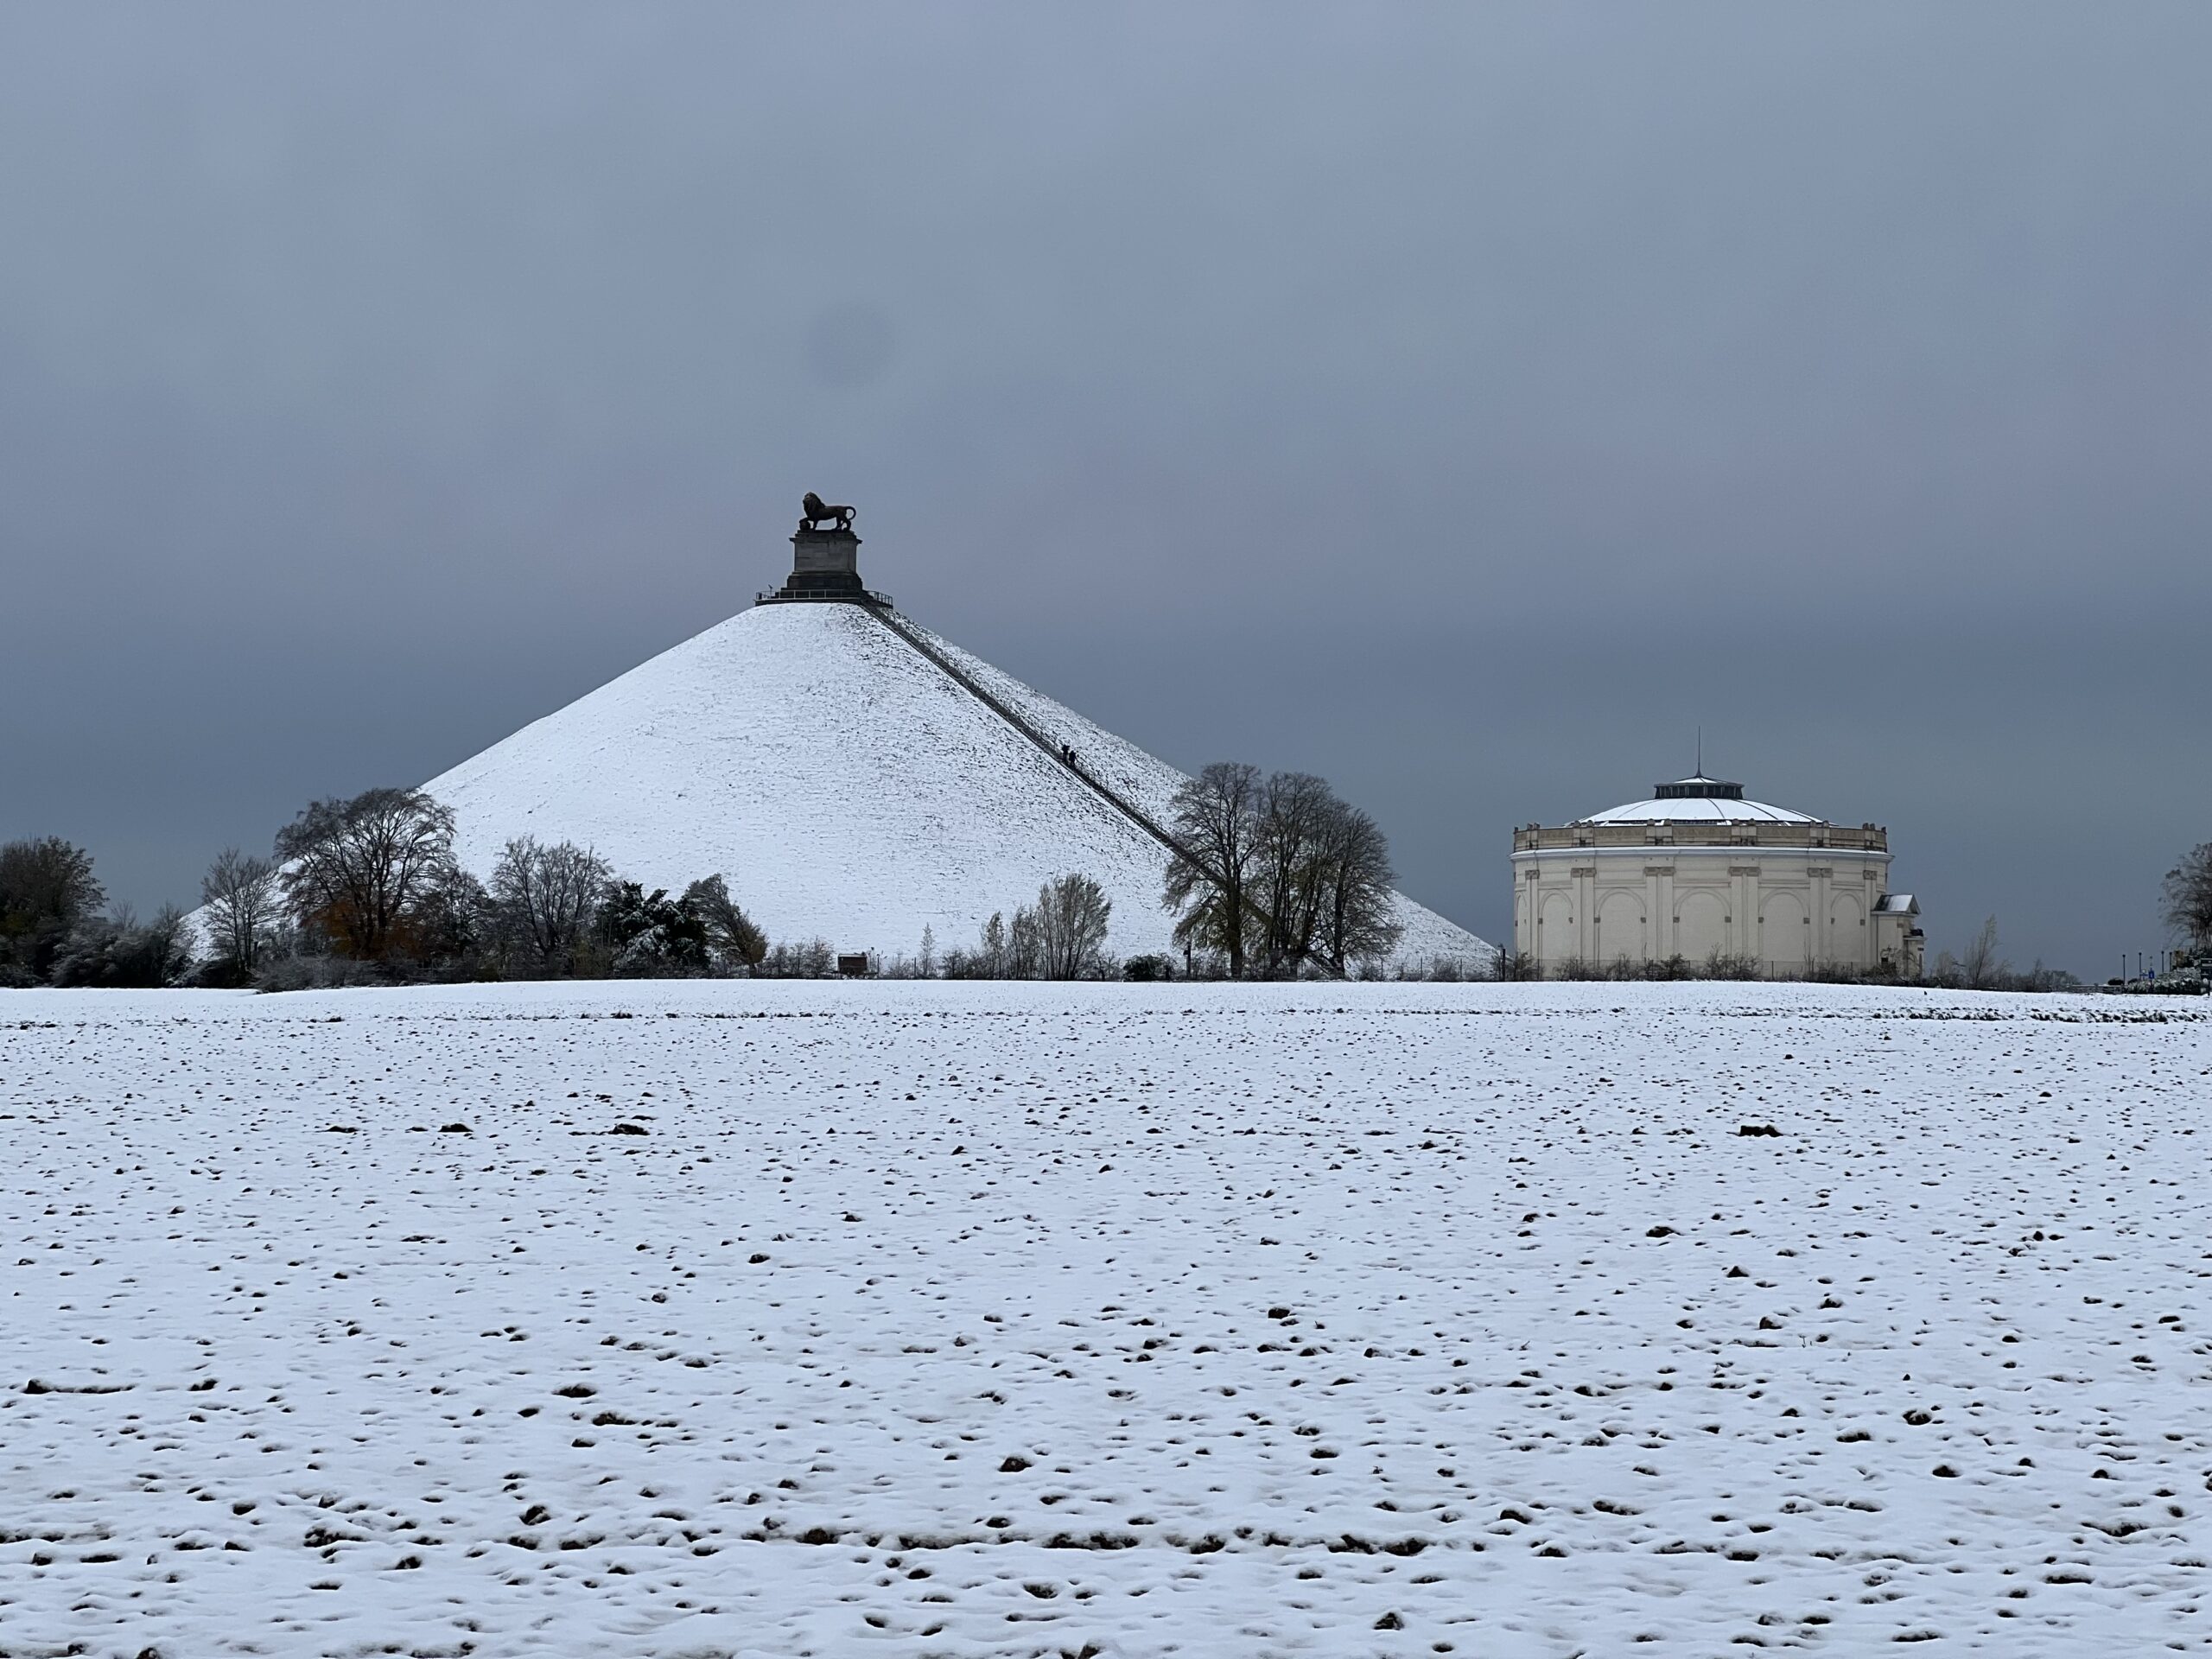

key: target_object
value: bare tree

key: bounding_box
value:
[200,848,282,976]
[145,903,194,984]
[1179,770,1402,979]
[1163,761,1263,977]
[275,787,458,962]
[2164,844,2212,955]
[1958,914,2007,990]
[419,864,491,967]
[1007,904,1044,979]
[486,837,611,976]
[1248,772,1334,976]
[1310,796,1402,974]
[1033,873,1113,979]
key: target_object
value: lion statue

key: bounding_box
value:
[799,492,855,532]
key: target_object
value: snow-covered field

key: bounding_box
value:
[3,982,2207,1657]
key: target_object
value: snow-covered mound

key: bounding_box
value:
[421,601,1488,967]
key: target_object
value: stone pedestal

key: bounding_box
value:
[775,528,865,599]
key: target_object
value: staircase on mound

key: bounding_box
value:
[866,607,1185,861]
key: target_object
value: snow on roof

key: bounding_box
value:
[1875,893,1918,913]
[420,602,1490,967]
[1577,795,1821,825]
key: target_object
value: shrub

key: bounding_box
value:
[251,953,384,993]
[1700,950,1764,981]
[47,905,194,988]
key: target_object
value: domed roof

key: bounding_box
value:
[1575,773,1821,826]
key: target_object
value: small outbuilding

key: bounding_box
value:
[1511,772,1923,978]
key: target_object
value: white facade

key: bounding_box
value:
[1511,775,1923,978]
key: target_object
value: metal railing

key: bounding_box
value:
[755,588,897,608]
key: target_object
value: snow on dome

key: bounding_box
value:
[1575,772,1821,825]
[419,602,1489,968]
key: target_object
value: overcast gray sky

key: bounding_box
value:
[4,3,2208,976]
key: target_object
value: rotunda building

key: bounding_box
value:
[1510,772,1923,978]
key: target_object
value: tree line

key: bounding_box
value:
[219,787,778,987]
[0,789,781,990]
[2,757,1440,989]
